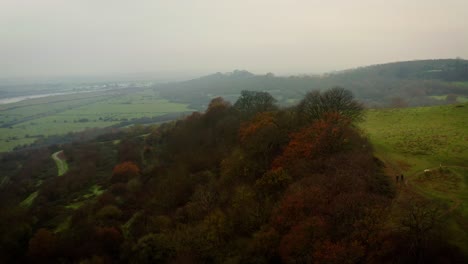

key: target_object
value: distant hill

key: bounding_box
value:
[331,59,468,81]
[157,59,468,109]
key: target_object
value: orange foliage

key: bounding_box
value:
[278,217,328,262]
[206,97,231,118]
[272,186,327,231]
[95,226,123,254]
[239,112,276,143]
[111,161,140,183]
[273,112,351,169]
[28,228,57,259]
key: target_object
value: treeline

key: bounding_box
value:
[0,88,465,263]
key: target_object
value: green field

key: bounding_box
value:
[362,103,468,253]
[362,103,468,171]
[0,88,192,152]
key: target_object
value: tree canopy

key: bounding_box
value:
[234,90,277,116]
[297,87,364,122]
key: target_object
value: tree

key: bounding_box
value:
[238,112,286,175]
[297,87,363,122]
[273,112,353,170]
[204,97,232,122]
[272,185,327,232]
[229,185,265,234]
[96,205,123,221]
[28,228,57,261]
[118,137,144,164]
[234,90,277,116]
[130,233,175,264]
[255,167,292,198]
[399,197,444,261]
[94,226,123,258]
[245,226,281,263]
[111,161,140,183]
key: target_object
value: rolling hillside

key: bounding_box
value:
[158,59,468,109]
[362,102,468,254]
[0,89,467,262]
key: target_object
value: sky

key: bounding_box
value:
[1,0,468,78]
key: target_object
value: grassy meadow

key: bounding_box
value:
[362,103,468,253]
[362,103,468,171]
[0,88,192,152]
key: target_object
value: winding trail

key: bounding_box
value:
[52,150,68,176]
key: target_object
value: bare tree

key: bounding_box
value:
[297,87,364,122]
[399,197,444,262]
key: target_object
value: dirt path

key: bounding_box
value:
[52,150,68,176]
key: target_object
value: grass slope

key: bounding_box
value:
[362,103,468,253]
[362,103,468,172]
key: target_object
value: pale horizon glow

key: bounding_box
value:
[1,0,468,79]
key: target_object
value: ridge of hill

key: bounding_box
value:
[332,58,468,81]
[0,89,466,263]
[159,59,468,109]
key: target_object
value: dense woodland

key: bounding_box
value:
[0,88,465,263]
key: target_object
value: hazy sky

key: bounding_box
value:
[1,0,468,78]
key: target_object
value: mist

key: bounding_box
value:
[2,0,468,78]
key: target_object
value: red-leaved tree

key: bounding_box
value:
[273,112,353,170]
[111,161,140,183]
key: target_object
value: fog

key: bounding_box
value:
[1,0,468,78]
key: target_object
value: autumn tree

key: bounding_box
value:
[157,97,239,173]
[255,167,292,198]
[239,112,286,176]
[111,161,140,183]
[118,138,144,164]
[194,209,232,260]
[130,233,175,264]
[229,185,266,234]
[203,97,233,129]
[28,228,57,262]
[204,97,240,149]
[94,226,123,258]
[273,112,354,171]
[244,226,281,263]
